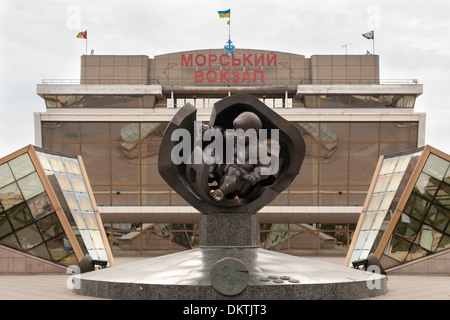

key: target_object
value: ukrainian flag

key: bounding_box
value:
[362,30,374,40]
[218,9,230,18]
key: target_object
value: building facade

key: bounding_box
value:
[34,49,425,254]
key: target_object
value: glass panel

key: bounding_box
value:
[0,163,15,188]
[0,213,13,238]
[383,234,411,263]
[69,175,87,193]
[48,155,66,173]
[422,154,449,181]
[403,193,431,222]
[387,173,404,192]
[46,235,74,261]
[72,211,88,230]
[414,173,440,201]
[361,212,376,230]
[77,194,93,211]
[353,230,369,250]
[88,249,100,260]
[90,230,105,248]
[405,243,429,262]
[416,224,442,252]
[62,158,82,175]
[56,173,72,191]
[437,235,450,251]
[379,192,395,211]
[394,213,422,241]
[63,192,80,211]
[373,175,391,193]
[371,211,389,231]
[36,152,52,171]
[80,230,95,249]
[17,172,45,200]
[0,182,24,210]
[8,154,35,180]
[97,249,109,262]
[5,203,33,230]
[0,233,21,250]
[395,155,413,173]
[57,252,78,267]
[379,157,399,175]
[434,182,450,209]
[84,212,99,229]
[16,224,43,250]
[27,243,51,261]
[424,204,449,232]
[27,193,54,219]
[367,193,383,212]
[36,213,64,240]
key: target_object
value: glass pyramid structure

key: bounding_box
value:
[345,145,450,270]
[0,145,114,267]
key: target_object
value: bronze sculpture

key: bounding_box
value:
[158,94,306,214]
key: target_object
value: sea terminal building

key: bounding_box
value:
[34,49,425,255]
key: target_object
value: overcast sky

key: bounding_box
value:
[1,0,449,159]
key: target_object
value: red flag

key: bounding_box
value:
[76,30,87,39]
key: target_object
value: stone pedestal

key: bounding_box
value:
[199,213,259,248]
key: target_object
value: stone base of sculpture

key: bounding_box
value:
[200,213,259,248]
[73,213,387,300]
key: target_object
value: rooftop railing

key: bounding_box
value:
[41,78,420,85]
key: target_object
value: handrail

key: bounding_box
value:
[41,78,420,85]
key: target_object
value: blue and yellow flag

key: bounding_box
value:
[218,9,230,18]
[362,30,374,40]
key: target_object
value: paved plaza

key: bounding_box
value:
[0,255,448,300]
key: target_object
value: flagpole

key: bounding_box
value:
[373,30,375,54]
[228,10,231,44]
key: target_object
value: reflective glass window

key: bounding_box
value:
[80,230,95,249]
[36,152,52,171]
[84,212,99,229]
[5,203,33,230]
[416,224,442,252]
[0,213,13,238]
[0,233,21,250]
[69,175,87,193]
[0,182,24,210]
[404,243,429,262]
[27,243,51,261]
[424,204,449,232]
[437,235,450,251]
[27,193,54,219]
[36,213,64,240]
[72,211,87,230]
[395,213,422,241]
[0,163,15,188]
[48,155,66,173]
[422,154,449,180]
[8,154,35,180]
[403,193,431,221]
[62,158,82,175]
[56,173,72,191]
[16,224,43,250]
[17,172,45,200]
[383,234,411,263]
[63,192,80,211]
[46,234,74,261]
[434,182,450,209]
[414,173,440,201]
[77,194,93,211]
